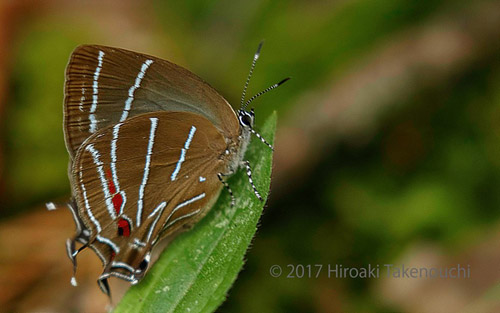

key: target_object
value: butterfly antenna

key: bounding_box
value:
[240,41,264,109]
[242,77,290,110]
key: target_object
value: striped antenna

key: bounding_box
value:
[242,77,290,111]
[240,41,263,108]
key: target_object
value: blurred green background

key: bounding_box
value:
[1,0,500,312]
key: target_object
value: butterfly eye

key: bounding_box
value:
[239,111,254,127]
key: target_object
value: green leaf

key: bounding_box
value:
[114,112,277,313]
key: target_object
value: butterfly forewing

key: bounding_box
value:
[64,45,239,158]
[72,111,227,277]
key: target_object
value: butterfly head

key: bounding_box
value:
[237,108,255,129]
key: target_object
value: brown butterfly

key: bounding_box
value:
[47,43,288,295]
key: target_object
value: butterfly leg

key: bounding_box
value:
[241,160,263,201]
[218,160,263,205]
[218,173,236,207]
[250,128,273,151]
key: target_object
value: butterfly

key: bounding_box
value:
[47,42,288,295]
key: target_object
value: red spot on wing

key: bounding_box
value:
[112,193,123,214]
[105,169,122,214]
[117,218,131,237]
[106,169,117,194]
[110,251,116,261]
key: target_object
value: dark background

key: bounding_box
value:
[1,1,499,312]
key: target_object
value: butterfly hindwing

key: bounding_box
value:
[71,111,228,280]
